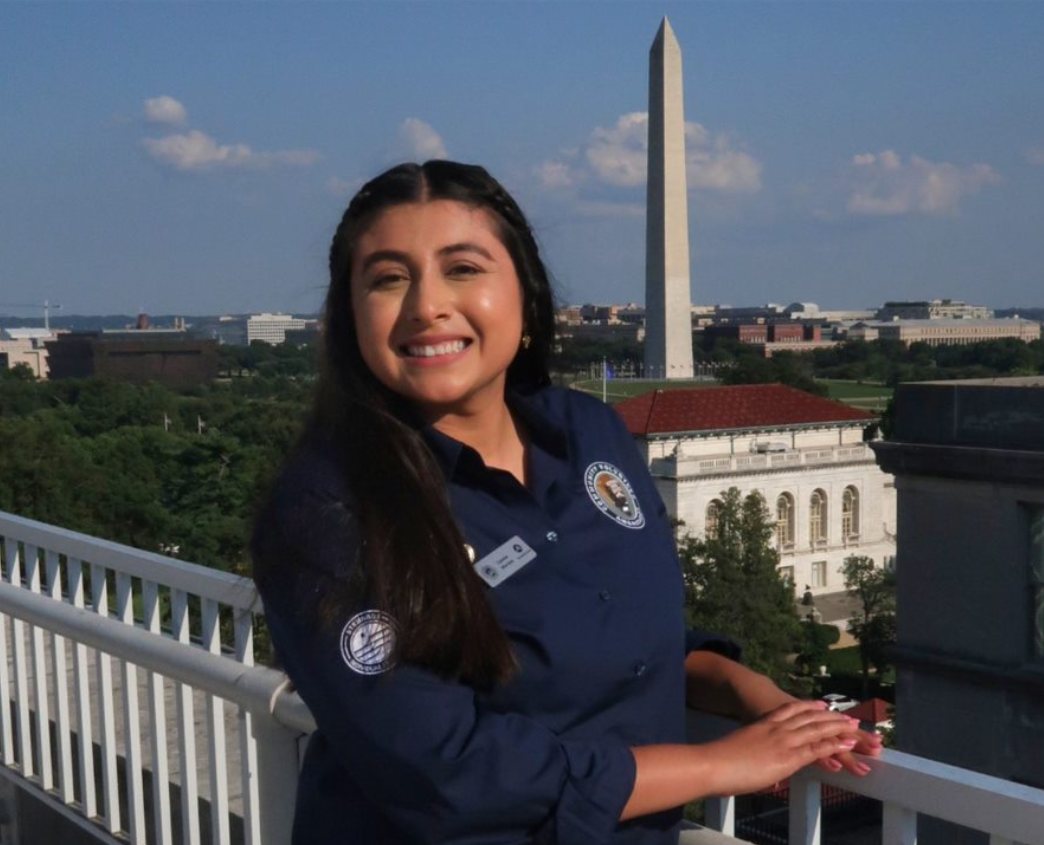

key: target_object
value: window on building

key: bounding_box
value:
[779,566,795,588]
[1028,505,1044,661]
[705,499,722,540]
[811,560,827,588]
[776,493,795,550]
[842,486,860,541]
[810,490,827,546]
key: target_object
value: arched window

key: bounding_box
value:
[705,499,723,540]
[810,490,827,546]
[842,486,860,541]
[776,493,795,549]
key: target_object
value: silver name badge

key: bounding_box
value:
[473,536,536,588]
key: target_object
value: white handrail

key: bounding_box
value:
[0,582,314,734]
[0,512,258,611]
[3,510,1044,845]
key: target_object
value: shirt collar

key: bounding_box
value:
[420,386,569,480]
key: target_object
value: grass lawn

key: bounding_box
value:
[568,376,893,409]
[818,379,893,411]
[570,378,717,404]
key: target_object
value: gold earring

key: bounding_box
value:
[521,334,532,350]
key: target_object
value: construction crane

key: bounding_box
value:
[0,300,62,331]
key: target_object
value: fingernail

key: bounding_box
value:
[856,762,871,774]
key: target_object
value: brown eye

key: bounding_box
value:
[447,263,480,277]
[370,270,409,290]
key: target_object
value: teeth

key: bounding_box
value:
[406,340,467,358]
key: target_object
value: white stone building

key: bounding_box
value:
[615,384,896,596]
[847,318,1040,346]
[246,313,308,345]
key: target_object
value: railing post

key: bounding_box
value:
[882,802,917,844]
[703,795,735,836]
[250,712,303,845]
[788,770,822,845]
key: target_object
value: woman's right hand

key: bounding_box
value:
[623,699,866,821]
[697,699,862,797]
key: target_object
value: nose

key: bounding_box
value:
[403,271,452,325]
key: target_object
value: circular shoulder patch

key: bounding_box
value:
[584,462,645,529]
[340,610,397,675]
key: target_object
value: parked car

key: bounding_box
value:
[821,693,859,712]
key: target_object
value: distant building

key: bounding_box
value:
[784,302,874,323]
[714,303,787,323]
[0,334,52,378]
[615,384,896,595]
[45,332,218,388]
[874,377,1044,842]
[246,313,309,345]
[703,322,836,358]
[210,316,249,346]
[848,318,1040,346]
[876,299,993,321]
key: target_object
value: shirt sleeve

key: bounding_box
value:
[252,469,636,845]
[684,627,742,662]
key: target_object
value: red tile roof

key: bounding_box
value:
[614,383,875,436]
[848,697,892,725]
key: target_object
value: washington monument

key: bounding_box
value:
[644,17,694,380]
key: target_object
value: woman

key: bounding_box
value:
[251,160,880,845]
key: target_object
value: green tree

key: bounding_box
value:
[794,621,839,677]
[841,555,897,698]
[680,488,800,684]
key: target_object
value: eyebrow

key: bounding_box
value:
[358,242,495,272]
[438,242,494,261]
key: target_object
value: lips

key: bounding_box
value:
[401,338,471,358]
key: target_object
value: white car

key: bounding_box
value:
[822,693,858,712]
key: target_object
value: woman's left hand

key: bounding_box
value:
[813,725,883,776]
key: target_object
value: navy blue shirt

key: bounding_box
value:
[253,386,715,845]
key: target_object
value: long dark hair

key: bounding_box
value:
[313,161,554,689]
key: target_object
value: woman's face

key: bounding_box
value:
[349,200,525,420]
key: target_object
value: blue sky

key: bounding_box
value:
[2,1,1043,317]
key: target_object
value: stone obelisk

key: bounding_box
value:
[644,17,694,380]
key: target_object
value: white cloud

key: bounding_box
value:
[577,112,762,193]
[684,123,763,193]
[846,149,1000,216]
[533,160,574,189]
[327,176,363,197]
[143,130,320,172]
[585,112,649,187]
[397,118,448,161]
[143,95,187,126]
[1026,147,1044,166]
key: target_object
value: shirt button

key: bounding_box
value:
[599,589,611,602]
[633,662,647,677]
[546,531,558,543]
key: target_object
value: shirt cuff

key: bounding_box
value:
[554,741,636,845]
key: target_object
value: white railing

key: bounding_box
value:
[653,444,871,478]
[2,510,1043,845]
[0,511,314,845]
[701,751,1044,845]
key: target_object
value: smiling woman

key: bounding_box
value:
[250,160,879,845]
[350,200,525,424]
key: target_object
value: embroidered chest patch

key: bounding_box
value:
[584,462,645,529]
[340,610,397,675]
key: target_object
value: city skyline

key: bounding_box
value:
[2,2,1044,316]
